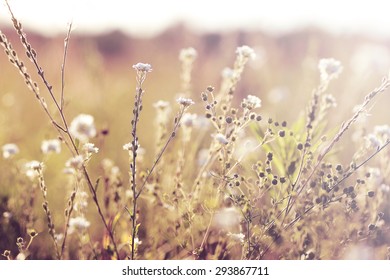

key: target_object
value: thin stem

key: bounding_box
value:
[61,22,72,110]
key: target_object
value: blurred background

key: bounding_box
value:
[1,0,390,258]
[1,0,390,162]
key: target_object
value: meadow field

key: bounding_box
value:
[1,3,390,260]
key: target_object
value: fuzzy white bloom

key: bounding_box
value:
[153,100,170,110]
[132,62,152,72]
[25,160,43,171]
[69,216,90,233]
[133,237,142,246]
[365,134,381,149]
[2,143,19,159]
[176,97,195,107]
[65,155,84,170]
[41,139,61,154]
[181,113,197,127]
[214,207,241,229]
[236,45,256,60]
[318,58,343,81]
[374,125,390,139]
[179,47,197,62]
[69,114,97,142]
[82,142,99,154]
[214,133,229,145]
[243,94,262,109]
[25,160,43,179]
[227,232,245,243]
[74,191,89,212]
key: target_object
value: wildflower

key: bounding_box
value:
[41,139,61,154]
[69,114,97,142]
[318,58,343,81]
[176,97,195,107]
[214,133,229,145]
[181,113,197,127]
[214,207,241,229]
[242,94,262,109]
[374,124,390,139]
[133,237,142,246]
[132,62,152,73]
[153,100,170,110]
[25,160,43,179]
[2,143,19,159]
[69,216,91,233]
[227,232,245,243]
[365,134,381,149]
[65,155,84,170]
[82,142,99,154]
[25,160,43,171]
[74,191,89,211]
[179,47,197,62]
[236,45,256,60]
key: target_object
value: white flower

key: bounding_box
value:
[236,45,256,60]
[2,143,19,159]
[69,114,97,142]
[179,47,197,62]
[25,160,43,179]
[214,133,229,145]
[214,207,241,229]
[221,67,234,79]
[65,155,84,170]
[25,160,43,171]
[69,216,90,233]
[132,62,152,72]
[365,134,381,149]
[318,58,343,81]
[133,237,142,246]
[82,142,99,154]
[181,113,197,127]
[227,232,245,243]
[374,125,390,139]
[243,94,262,109]
[176,97,195,107]
[41,139,61,154]
[153,100,170,110]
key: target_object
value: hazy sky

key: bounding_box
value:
[1,0,390,37]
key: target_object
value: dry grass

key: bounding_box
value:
[1,1,390,260]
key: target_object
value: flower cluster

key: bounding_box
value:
[176,97,195,107]
[318,58,343,81]
[69,114,97,143]
[242,94,262,110]
[236,45,256,60]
